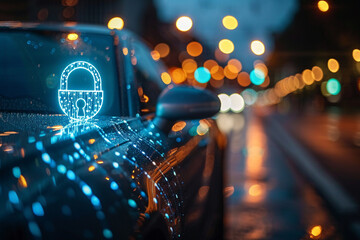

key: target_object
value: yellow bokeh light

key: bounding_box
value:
[107,17,124,30]
[311,66,323,81]
[154,43,170,58]
[222,15,238,30]
[251,40,265,55]
[352,49,360,62]
[228,59,242,73]
[182,59,197,73]
[186,41,203,57]
[249,184,262,197]
[176,16,193,32]
[170,67,186,84]
[318,1,329,12]
[67,33,78,41]
[204,59,218,71]
[150,50,160,61]
[327,58,339,73]
[219,39,234,54]
[310,225,322,237]
[302,69,314,85]
[161,72,172,84]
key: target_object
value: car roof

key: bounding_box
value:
[0,21,127,36]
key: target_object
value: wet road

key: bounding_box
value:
[218,111,348,240]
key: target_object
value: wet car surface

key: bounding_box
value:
[0,23,224,240]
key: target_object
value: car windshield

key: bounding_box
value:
[0,29,121,116]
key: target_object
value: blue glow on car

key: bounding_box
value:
[82,184,92,196]
[12,167,21,178]
[91,195,101,207]
[194,67,211,83]
[128,199,137,208]
[66,170,76,180]
[58,61,104,121]
[32,202,44,216]
[57,165,67,174]
[8,190,19,204]
[42,153,51,164]
[103,229,113,239]
[110,182,119,190]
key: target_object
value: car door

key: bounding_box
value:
[122,34,224,240]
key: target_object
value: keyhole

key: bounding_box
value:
[76,98,86,118]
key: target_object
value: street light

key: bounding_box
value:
[176,16,193,32]
[250,40,265,55]
[107,17,124,30]
[318,0,329,12]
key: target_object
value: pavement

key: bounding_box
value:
[218,110,346,240]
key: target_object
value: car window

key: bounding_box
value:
[0,30,121,117]
[130,38,167,115]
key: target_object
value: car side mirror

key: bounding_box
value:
[153,85,220,133]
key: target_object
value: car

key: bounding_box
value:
[0,22,225,240]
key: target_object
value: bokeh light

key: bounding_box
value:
[182,59,197,73]
[218,94,231,112]
[150,50,160,61]
[311,66,323,81]
[250,69,265,85]
[237,72,251,87]
[229,93,245,113]
[67,33,78,41]
[170,67,186,84]
[219,39,234,54]
[318,1,329,12]
[310,225,322,237]
[222,15,238,30]
[154,43,170,58]
[187,42,203,57]
[327,58,339,73]
[352,49,360,62]
[211,66,225,80]
[241,89,258,106]
[176,16,193,32]
[194,67,211,83]
[302,69,314,85]
[107,17,124,30]
[227,59,242,73]
[326,78,341,95]
[161,72,171,84]
[250,40,265,55]
[204,60,218,71]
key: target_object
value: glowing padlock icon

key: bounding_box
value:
[58,61,103,120]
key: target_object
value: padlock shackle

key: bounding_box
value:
[59,61,102,91]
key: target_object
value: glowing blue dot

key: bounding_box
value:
[32,202,44,216]
[128,199,137,208]
[113,162,119,168]
[91,195,101,207]
[153,198,158,204]
[68,155,74,163]
[130,182,136,189]
[103,229,113,239]
[28,221,42,237]
[176,137,182,143]
[115,151,120,156]
[36,141,43,151]
[57,165,66,174]
[74,142,80,150]
[326,78,341,95]
[66,170,76,180]
[110,182,119,190]
[165,213,169,219]
[8,190,19,204]
[140,191,147,198]
[28,136,36,143]
[42,153,51,164]
[73,152,80,159]
[82,185,92,196]
[194,67,211,83]
[12,167,21,178]
[250,69,265,85]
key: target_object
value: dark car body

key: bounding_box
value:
[0,22,225,240]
